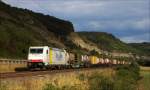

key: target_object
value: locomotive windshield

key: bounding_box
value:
[30,48,43,54]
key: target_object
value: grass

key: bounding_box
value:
[140,66,150,71]
[138,67,150,90]
[0,63,26,73]
[0,68,113,90]
[0,62,140,90]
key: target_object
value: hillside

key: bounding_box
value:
[78,32,137,52]
[129,42,150,56]
[0,1,74,58]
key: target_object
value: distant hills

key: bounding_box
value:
[78,32,136,52]
[0,1,149,59]
[129,42,150,56]
[78,32,150,56]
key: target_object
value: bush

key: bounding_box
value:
[43,83,79,90]
[43,83,59,90]
[114,61,140,90]
[88,72,114,90]
[78,73,86,81]
[114,68,137,90]
[129,61,140,80]
[87,62,140,90]
[137,59,150,66]
[61,85,78,90]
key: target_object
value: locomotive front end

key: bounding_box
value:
[27,46,49,69]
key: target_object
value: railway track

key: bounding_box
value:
[0,67,107,79]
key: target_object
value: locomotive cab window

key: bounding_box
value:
[30,48,43,54]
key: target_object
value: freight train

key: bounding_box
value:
[27,46,130,69]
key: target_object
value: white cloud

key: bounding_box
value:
[3,0,149,19]
[88,21,105,30]
[88,18,150,31]
[121,33,150,43]
[133,19,150,30]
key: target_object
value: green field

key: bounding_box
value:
[139,67,150,90]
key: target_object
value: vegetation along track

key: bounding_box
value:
[0,67,108,79]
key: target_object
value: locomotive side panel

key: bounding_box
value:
[49,48,68,65]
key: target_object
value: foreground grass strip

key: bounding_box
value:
[138,66,150,90]
[1,62,140,90]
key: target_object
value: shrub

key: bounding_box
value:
[87,62,140,90]
[88,72,114,90]
[43,83,79,90]
[61,85,78,90]
[114,61,140,90]
[130,61,140,80]
[78,73,86,81]
[43,83,59,90]
[114,68,137,90]
[137,59,150,66]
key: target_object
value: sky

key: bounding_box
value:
[2,0,150,43]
